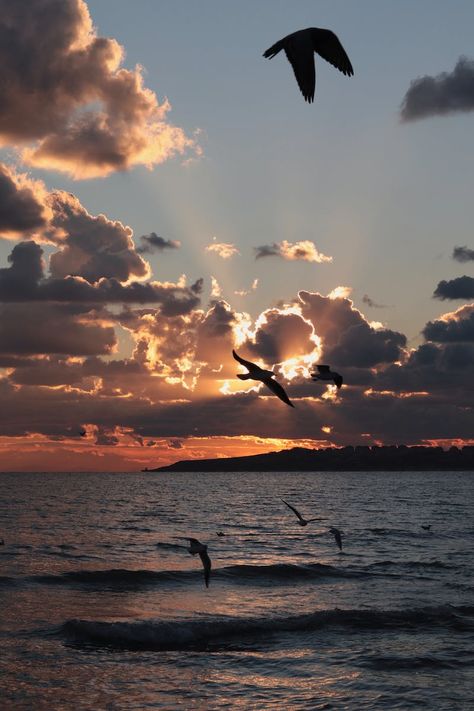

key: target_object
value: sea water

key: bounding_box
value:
[1,470,473,710]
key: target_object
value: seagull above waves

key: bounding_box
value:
[232,350,294,408]
[329,527,343,551]
[185,537,211,588]
[281,499,320,526]
[263,27,353,103]
[311,365,343,389]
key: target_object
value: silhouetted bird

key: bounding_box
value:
[216,531,225,537]
[186,537,211,588]
[329,527,343,550]
[232,350,295,407]
[421,525,431,531]
[281,499,319,526]
[263,27,353,103]
[79,429,87,437]
[311,365,343,389]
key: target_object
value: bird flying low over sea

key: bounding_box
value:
[185,537,211,588]
[329,527,343,551]
[281,499,320,526]
[263,27,353,103]
[311,365,343,389]
[421,525,432,531]
[232,350,295,408]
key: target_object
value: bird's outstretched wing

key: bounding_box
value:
[334,374,343,389]
[316,365,330,373]
[263,36,286,60]
[263,377,295,407]
[281,498,303,521]
[284,40,315,103]
[232,349,255,370]
[187,537,201,546]
[311,28,353,76]
[199,550,211,587]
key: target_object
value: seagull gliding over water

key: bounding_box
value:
[232,350,295,408]
[329,527,343,551]
[263,27,353,103]
[281,499,319,526]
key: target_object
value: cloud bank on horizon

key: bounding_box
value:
[0,0,473,469]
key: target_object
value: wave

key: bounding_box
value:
[29,562,363,588]
[367,560,456,571]
[61,605,474,651]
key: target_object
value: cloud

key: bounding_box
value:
[0,240,203,315]
[400,57,474,122]
[0,302,116,355]
[205,242,240,259]
[433,276,474,300]
[453,245,474,262]
[48,191,150,283]
[234,278,258,297]
[0,164,50,237]
[423,304,474,343]
[254,240,332,263]
[137,232,181,254]
[210,276,223,298]
[362,294,388,309]
[0,0,197,178]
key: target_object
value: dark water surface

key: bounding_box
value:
[1,470,473,709]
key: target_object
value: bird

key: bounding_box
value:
[263,27,353,103]
[421,525,432,531]
[329,527,343,551]
[311,365,343,389]
[232,350,295,407]
[281,499,320,526]
[185,537,211,588]
[79,429,87,437]
[216,531,225,537]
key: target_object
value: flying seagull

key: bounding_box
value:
[186,537,211,588]
[421,525,431,531]
[311,365,343,389]
[232,350,295,408]
[263,27,353,103]
[281,499,319,526]
[329,527,343,551]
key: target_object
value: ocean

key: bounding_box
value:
[1,470,473,710]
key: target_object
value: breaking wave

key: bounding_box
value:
[61,605,474,651]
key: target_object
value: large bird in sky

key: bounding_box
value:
[232,350,295,408]
[263,27,353,103]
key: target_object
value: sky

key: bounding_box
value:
[0,0,473,471]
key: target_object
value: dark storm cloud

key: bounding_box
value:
[453,246,474,262]
[433,276,474,300]
[400,57,474,122]
[137,233,181,255]
[0,164,48,235]
[423,305,474,343]
[0,241,202,314]
[0,0,195,177]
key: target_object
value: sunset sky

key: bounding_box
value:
[0,0,473,471]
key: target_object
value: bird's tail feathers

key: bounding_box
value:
[237,373,251,380]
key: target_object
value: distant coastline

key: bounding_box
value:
[147,445,474,473]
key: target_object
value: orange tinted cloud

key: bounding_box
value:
[0,0,198,178]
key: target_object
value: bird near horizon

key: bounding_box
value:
[263,27,353,103]
[311,364,343,389]
[281,499,320,526]
[232,350,295,407]
[329,527,343,551]
[185,537,211,588]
